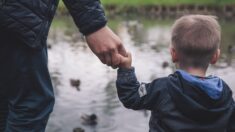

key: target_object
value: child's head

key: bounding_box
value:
[171,15,221,70]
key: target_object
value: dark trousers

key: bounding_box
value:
[0,34,54,132]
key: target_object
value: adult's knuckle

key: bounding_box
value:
[99,48,108,54]
[110,47,117,52]
[96,51,103,55]
[105,46,114,52]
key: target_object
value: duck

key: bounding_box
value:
[70,79,81,91]
[81,114,98,126]
[162,61,169,69]
[73,127,85,132]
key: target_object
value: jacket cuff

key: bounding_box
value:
[117,67,137,83]
[82,20,107,36]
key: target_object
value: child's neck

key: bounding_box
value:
[180,67,207,77]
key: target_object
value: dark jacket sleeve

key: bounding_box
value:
[116,67,163,110]
[62,0,107,35]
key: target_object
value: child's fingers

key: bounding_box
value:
[121,52,132,63]
[117,53,127,62]
[119,53,129,62]
[116,51,132,68]
[111,54,125,68]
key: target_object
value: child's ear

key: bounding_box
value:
[210,49,220,64]
[170,47,178,63]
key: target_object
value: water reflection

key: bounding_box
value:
[103,80,121,116]
[50,71,61,96]
[46,17,235,132]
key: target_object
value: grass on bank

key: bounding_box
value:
[58,0,235,10]
[101,0,235,6]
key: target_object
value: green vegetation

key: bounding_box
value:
[57,1,68,14]
[56,0,235,15]
[58,0,235,10]
[51,16,73,29]
[101,0,235,6]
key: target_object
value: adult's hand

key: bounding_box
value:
[85,26,127,67]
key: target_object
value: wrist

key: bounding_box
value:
[119,64,132,69]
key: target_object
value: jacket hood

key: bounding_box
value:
[176,70,223,100]
[168,71,234,123]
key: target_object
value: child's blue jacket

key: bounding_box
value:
[116,68,235,132]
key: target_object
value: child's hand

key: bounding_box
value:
[118,52,132,69]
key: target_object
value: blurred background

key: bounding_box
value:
[46,0,235,132]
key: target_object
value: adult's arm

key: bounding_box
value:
[62,0,127,66]
[62,0,107,35]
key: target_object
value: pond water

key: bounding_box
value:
[46,16,235,132]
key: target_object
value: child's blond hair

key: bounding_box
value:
[171,15,221,69]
